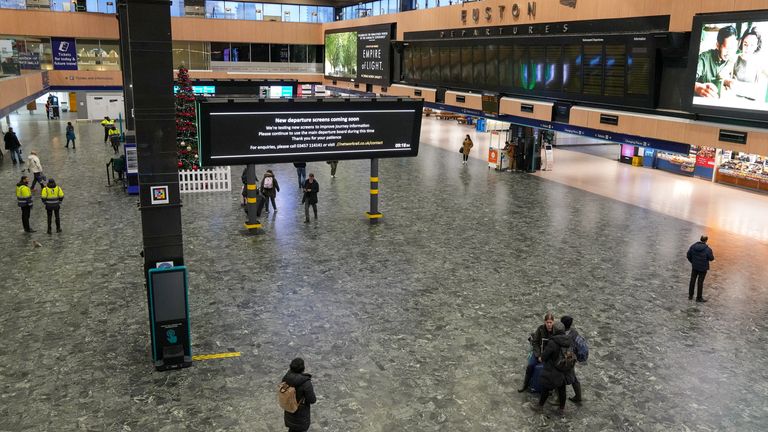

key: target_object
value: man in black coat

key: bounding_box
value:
[4,127,24,165]
[531,322,571,416]
[282,358,317,432]
[687,235,715,302]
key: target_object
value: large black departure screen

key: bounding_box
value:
[198,98,423,166]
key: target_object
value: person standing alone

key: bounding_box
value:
[16,175,35,233]
[302,173,319,223]
[461,134,473,164]
[280,358,317,432]
[41,178,64,234]
[261,169,280,213]
[4,127,24,165]
[687,235,715,302]
[65,122,76,148]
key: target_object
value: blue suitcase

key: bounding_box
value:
[529,363,544,393]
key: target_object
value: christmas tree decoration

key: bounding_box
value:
[175,66,199,170]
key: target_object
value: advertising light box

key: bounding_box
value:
[325,24,393,86]
[198,98,423,166]
[686,11,768,122]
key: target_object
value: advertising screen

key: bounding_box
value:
[324,24,393,86]
[198,98,423,166]
[687,12,768,121]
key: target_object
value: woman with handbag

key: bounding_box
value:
[460,134,473,164]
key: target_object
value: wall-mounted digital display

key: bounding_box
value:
[174,85,216,95]
[401,22,659,108]
[324,24,394,86]
[198,98,423,166]
[687,12,768,121]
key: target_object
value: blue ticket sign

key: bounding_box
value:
[51,38,78,70]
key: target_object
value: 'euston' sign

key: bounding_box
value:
[461,1,536,25]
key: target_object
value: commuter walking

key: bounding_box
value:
[4,127,24,165]
[108,125,121,154]
[65,122,76,148]
[294,162,307,189]
[560,316,584,404]
[687,235,715,302]
[41,178,64,234]
[28,151,46,191]
[327,160,339,178]
[100,116,114,143]
[261,170,280,213]
[531,321,573,417]
[279,358,317,432]
[15,175,35,233]
[460,134,473,164]
[302,173,319,223]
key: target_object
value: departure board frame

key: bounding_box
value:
[399,33,657,109]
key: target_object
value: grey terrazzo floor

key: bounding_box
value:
[1,111,768,431]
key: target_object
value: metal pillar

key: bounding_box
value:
[366,158,382,224]
[244,164,262,233]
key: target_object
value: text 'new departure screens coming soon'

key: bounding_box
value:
[198,98,423,166]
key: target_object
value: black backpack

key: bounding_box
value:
[555,345,577,372]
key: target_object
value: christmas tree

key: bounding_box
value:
[175,65,199,170]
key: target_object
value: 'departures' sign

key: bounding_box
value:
[198,98,423,166]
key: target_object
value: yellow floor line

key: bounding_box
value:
[192,352,241,361]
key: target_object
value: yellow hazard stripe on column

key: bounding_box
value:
[370,189,379,195]
[192,352,241,361]
[365,212,383,219]
[370,177,379,182]
[247,197,258,203]
[244,223,262,229]
[247,184,257,190]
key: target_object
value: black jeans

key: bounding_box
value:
[304,202,317,220]
[66,138,75,147]
[32,172,46,190]
[46,208,61,231]
[330,161,338,176]
[539,384,566,409]
[288,429,307,432]
[689,269,707,299]
[265,195,277,211]
[462,153,469,162]
[21,206,32,231]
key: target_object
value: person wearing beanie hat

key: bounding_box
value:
[532,321,572,416]
[281,358,317,432]
[560,315,583,404]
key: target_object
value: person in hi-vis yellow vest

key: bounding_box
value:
[15,175,34,233]
[41,178,64,234]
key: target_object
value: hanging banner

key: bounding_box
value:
[51,38,78,70]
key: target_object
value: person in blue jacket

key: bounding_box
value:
[687,235,715,302]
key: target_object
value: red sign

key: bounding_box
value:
[695,147,715,168]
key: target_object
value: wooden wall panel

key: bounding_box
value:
[171,18,323,44]
[655,118,688,144]
[0,9,118,39]
[48,70,123,87]
[0,72,44,112]
[568,108,589,128]
[499,97,552,121]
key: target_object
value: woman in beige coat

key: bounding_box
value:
[461,134,473,164]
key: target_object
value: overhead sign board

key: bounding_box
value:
[198,98,423,166]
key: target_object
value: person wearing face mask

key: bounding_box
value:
[518,312,555,393]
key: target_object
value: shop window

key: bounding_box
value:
[308,45,323,64]
[291,45,307,63]
[188,41,210,70]
[210,42,230,62]
[251,43,269,62]
[230,43,250,62]
[76,39,102,71]
[282,4,299,22]
[271,44,289,62]
[262,3,281,20]
[172,42,190,68]
[99,40,120,70]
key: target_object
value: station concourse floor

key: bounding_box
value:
[1,112,768,431]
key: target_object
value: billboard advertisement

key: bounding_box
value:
[325,24,393,86]
[687,12,768,121]
[198,98,423,166]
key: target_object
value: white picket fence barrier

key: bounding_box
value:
[178,166,232,193]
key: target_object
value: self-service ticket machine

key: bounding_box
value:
[147,266,192,371]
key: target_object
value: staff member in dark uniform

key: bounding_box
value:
[41,178,64,234]
[16,175,35,233]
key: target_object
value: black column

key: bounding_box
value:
[118,0,184,273]
[116,2,135,131]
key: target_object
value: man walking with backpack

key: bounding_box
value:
[278,358,316,432]
[531,321,574,417]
